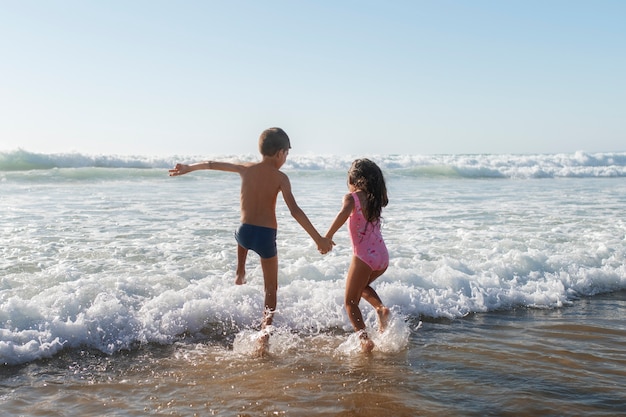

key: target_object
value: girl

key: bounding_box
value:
[325,159,390,353]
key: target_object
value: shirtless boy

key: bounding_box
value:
[169,127,333,332]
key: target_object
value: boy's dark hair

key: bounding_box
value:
[259,127,291,156]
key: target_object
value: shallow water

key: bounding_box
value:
[2,152,626,415]
[2,292,625,416]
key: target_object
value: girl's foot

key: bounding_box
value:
[359,331,375,353]
[377,307,390,332]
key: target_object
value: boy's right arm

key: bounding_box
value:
[169,161,246,176]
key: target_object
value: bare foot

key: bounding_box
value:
[377,307,391,333]
[253,333,270,357]
[235,269,246,285]
[261,310,274,329]
[359,331,375,353]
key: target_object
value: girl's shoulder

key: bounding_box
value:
[347,190,366,207]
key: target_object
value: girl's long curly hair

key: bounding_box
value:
[348,159,388,223]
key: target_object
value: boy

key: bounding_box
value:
[169,127,333,334]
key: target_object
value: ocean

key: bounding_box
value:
[1,149,625,416]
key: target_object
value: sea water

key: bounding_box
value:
[1,150,625,415]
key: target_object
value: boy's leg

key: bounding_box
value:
[235,245,248,285]
[260,255,279,328]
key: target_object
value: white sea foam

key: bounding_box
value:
[1,153,625,365]
[2,149,626,178]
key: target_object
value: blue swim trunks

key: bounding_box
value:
[234,223,278,259]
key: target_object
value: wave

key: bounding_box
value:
[2,149,626,179]
[0,149,177,171]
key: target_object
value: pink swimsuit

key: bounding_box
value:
[348,192,389,271]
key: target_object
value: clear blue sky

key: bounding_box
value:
[1,0,624,156]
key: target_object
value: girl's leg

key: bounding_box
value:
[235,245,248,285]
[361,267,390,332]
[345,257,376,352]
[361,267,386,308]
[260,255,279,328]
[345,257,373,331]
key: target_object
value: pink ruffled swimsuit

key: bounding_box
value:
[348,192,389,271]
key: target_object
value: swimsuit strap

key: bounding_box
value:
[351,192,362,214]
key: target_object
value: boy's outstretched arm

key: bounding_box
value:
[169,163,192,176]
[280,175,334,254]
[169,161,246,176]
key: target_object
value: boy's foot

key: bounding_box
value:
[253,333,270,357]
[235,270,246,285]
[261,309,274,329]
[377,307,391,333]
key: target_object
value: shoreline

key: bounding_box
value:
[2,291,625,416]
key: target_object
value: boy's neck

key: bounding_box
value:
[262,151,286,169]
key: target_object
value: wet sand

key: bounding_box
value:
[2,291,625,416]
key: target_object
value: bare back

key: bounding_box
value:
[239,161,287,229]
[169,152,329,253]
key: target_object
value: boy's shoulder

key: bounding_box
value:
[244,162,288,181]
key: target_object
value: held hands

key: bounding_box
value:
[317,236,335,255]
[168,163,190,176]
